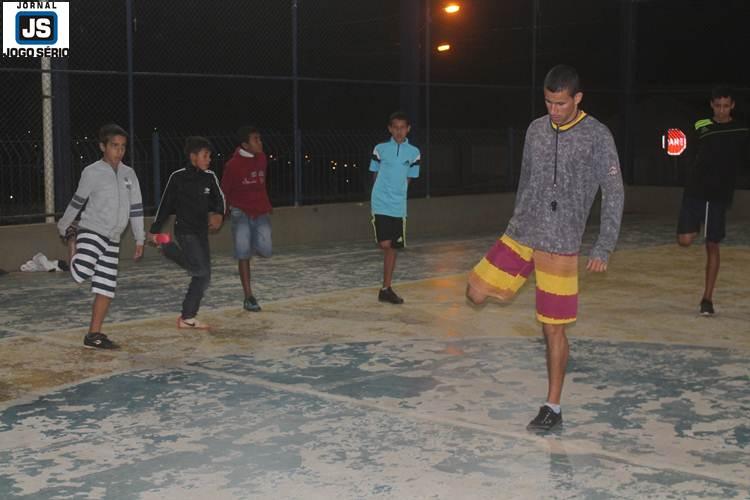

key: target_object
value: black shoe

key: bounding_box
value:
[83,332,119,350]
[526,405,563,431]
[378,287,404,304]
[699,299,714,316]
[243,295,261,312]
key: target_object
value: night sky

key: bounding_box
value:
[2,0,749,137]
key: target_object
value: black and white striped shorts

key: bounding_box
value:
[70,229,120,298]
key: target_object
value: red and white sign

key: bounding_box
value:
[663,128,687,156]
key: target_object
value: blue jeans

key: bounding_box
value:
[230,208,272,260]
[161,233,211,319]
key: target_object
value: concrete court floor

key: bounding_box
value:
[0,215,748,499]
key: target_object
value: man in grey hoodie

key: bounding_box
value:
[467,65,624,431]
[57,124,145,349]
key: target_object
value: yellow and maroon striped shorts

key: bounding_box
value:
[468,234,578,324]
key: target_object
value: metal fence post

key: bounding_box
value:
[126,0,136,168]
[41,57,54,223]
[424,1,431,198]
[152,129,161,207]
[530,0,539,120]
[621,0,637,184]
[292,0,302,206]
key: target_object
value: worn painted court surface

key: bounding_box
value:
[0,216,748,499]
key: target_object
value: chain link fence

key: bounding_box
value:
[1,0,749,225]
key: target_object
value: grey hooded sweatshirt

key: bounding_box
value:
[57,160,145,244]
[505,112,624,262]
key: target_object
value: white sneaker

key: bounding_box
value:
[177,316,210,330]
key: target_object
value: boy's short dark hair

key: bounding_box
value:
[237,125,260,145]
[184,136,213,157]
[711,85,734,101]
[98,123,128,145]
[389,111,410,126]
[544,64,581,96]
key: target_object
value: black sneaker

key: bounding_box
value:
[83,332,119,350]
[699,299,714,316]
[526,405,563,431]
[378,287,404,304]
[244,295,261,312]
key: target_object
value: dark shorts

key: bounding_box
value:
[677,195,727,243]
[372,214,406,249]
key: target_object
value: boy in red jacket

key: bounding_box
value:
[221,126,272,311]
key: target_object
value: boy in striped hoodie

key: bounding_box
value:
[57,124,145,349]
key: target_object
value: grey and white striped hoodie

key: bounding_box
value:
[57,160,145,244]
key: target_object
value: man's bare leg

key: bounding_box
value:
[543,323,569,405]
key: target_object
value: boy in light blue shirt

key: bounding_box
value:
[369,111,420,304]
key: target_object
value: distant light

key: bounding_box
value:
[9,195,14,200]
[437,43,451,52]
[444,4,460,14]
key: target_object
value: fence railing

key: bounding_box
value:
[1,0,748,225]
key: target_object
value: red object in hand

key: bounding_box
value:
[155,233,171,245]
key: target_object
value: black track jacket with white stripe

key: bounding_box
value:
[685,118,749,203]
[150,165,226,236]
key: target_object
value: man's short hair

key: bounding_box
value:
[711,85,734,101]
[543,64,581,96]
[237,125,260,145]
[389,111,410,126]
[184,136,213,157]
[98,123,128,145]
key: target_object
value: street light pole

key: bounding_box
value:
[424,1,431,198]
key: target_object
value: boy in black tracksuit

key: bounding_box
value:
[149,136,226,329]
[677,86,750,316]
